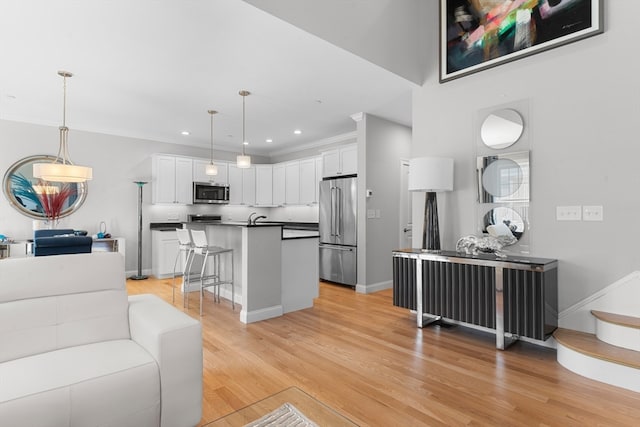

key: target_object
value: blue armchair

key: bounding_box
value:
[33,229,93,257]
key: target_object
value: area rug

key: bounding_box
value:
[244,402,319,427]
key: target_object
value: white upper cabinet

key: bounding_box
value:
[228,164,256,206]
[299,158,316,205]
[255,165,273,206]
[152,154,193,204]
[227,164,243,205]
[315,157,323,204]
[285,161,300,205]
[242,167,256,206]
[272,163,286,207]
[193,159,228,184]
[321,144,357,177]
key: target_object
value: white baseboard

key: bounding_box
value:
[240,305,283,324]
[355,280,392,294]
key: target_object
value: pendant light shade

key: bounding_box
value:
[33,71,93,182]
[206,110,218,177]
[236,90,251,169]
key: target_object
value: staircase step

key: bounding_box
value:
[591,310,640,329]
[554,328,640,370]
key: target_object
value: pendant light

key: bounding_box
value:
[33,71,93,182]
[205,110,218,176]
[236,90,251,168]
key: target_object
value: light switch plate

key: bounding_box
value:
[583,205,603,221]
[556,206,582,221]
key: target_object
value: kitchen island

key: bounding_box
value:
[184,220,319,323]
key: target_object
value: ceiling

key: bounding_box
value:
[0,0,417,156]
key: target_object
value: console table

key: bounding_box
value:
[392,249,558,350]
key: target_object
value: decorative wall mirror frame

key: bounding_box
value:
[477,151,530,204]
[480,108,524,150]
[2,155,88,220]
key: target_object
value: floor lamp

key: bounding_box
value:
[130,181,148,280]
[408,157,454,252]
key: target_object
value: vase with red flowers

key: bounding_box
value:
[34,180,76,228]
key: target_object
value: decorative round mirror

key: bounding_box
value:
[481,158,524,198]
[482,207,525,242]
[2,155,88,220]
[481,109,524,149]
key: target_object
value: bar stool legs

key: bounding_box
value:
[198,249,234,316]
[172,229,194,306]
[189,229,234,316]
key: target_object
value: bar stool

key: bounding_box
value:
[189,229,234,315]
[172,228,195,305]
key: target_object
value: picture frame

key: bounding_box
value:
[440,0,604,83]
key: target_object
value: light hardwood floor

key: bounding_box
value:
[127,278,640,426]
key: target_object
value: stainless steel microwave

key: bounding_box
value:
[193,182,229,204]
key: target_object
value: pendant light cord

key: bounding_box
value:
[242,94,246,156]
[210,112,214,163]
[58,72,71,165]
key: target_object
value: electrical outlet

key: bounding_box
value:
[367,209,376,219]
[583,205,603,221]
[556,206,582,221]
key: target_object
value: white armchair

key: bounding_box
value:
[0,252,202,427]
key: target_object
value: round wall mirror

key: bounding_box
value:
[481,158,524,198]
[482,207,525,242]
[2,155,88,220]
[481,109,524,149]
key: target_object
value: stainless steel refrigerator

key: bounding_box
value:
[319,176,357,286]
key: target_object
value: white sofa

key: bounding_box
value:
[0,252,202,427]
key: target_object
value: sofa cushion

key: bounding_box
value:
[0,340,160,427]
[0,252,126,302]
[0,253,131,362]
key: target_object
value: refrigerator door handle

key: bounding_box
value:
[319,244,354,252]
[330,186,336,237]
[336,186,342,237]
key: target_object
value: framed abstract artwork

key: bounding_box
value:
[440,0,604,82]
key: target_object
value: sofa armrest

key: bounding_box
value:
[128,294,202,427]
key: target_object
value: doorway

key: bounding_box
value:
[399,160,412,249]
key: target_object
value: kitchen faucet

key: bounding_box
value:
[247,212,257,225]
[253,215,267,225]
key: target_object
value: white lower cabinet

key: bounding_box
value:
[151,230,180,279]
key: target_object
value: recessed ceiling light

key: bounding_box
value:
[243,141,249,146]
[294,129,302,135]
[181,131,190,136]
[266,139,273,143]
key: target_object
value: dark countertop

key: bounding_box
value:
[149,222,184,231]
[150,221,319,239]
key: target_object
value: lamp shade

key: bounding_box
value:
[236,154,251,169]
[33,163,93,183]
[205,163,218,176]
[408,157,454,192]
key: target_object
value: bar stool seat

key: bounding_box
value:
[189,229,234,315]
[172,228,195,305]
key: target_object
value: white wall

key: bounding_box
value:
[356,113,411,292]
[413,2,640,312]
[244,0,427,84]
